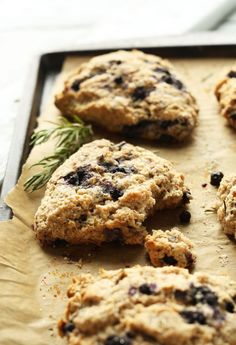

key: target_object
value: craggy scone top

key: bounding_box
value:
[34,139,188,245]
[55,50,198,142]
[59,266,236,345]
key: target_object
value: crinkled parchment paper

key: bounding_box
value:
[1,55,236,345]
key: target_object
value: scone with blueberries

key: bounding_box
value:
[217,175,236,237]
[145,228,196,269]
[55,50,198,142]
[215,67,236,129]
[34,139,189,245]
[58,265,236,345]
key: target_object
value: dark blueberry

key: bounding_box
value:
[189,284,218,307]
[104,228,123,242]
[139,283,157,295]
[104,335,132,345]
[202,183,207,188]
[128,286,137,296]
[102,182,123,201]
[63,166,92,186]
[225,300,235,313]
[154,67,171,75]
[180,310,206,325]
[230,113,236,120]
[182,191,192,204]
[179,210,191,224]
[99,159,136,174]
[210,171,224,187]
[132,86,154,101]
[71,79,81,91]
[160,74,184,90]
[174,289,188,302]
[114,76,124,85]
[61,321,75,334]
[162,255,178,266]
[227,70,236,78]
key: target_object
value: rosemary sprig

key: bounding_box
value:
[24,115,93,192]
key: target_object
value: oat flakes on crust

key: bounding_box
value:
[217,175,236,237]
[145,228,196,269]
[215,68,236,129]
[55,50,198,142]
[34,139,188,245]
[58,265,236,345]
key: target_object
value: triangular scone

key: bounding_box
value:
[34,139,189,245]
[55,50,198,142]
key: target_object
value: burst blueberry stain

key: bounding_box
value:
[63,166,92,186]
[102,181,123,201]
[104,335,132,345]
[227,70,236,78]
[154,67,171,75]
[180,310,206,325]
[139,283,157,295]
[128,286,137,296]
[210,171,224,187]
[160,74,184,90]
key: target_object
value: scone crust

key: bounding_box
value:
[145,228,196,268]
[217,175,236,236]
[215,68,236,129]
[34,139,187,245]
[59,266,236,345]
[55,50,198,142]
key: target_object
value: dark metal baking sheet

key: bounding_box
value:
[1,33,236,221]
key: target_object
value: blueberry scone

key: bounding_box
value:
[215,68,236,129]
[217,175,236,237]
[58,266,236,345]
[34,139,188,245]
[55,50,198,142]
[145,228,196,269]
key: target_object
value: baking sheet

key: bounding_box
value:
[1,55,236,345]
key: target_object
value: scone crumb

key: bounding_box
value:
[145,228,196,269]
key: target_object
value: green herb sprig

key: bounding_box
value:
[24,115,93,192]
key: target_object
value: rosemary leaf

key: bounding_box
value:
[24,115,93,192]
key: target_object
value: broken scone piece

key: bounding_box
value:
[55,50,198,142]
[58,266,236,345]
[215,67,236,129]
[145,228,196,268]
[217,175,236,237]
[34,139,188,245]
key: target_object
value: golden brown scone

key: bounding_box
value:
[217,175,236,237]
[59,266,236,345]
[145,228,196,269]
[34,139,189,245]
[215,68,236,129]
[55,50,198,142]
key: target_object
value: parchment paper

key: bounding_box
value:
[1,55,236,345]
